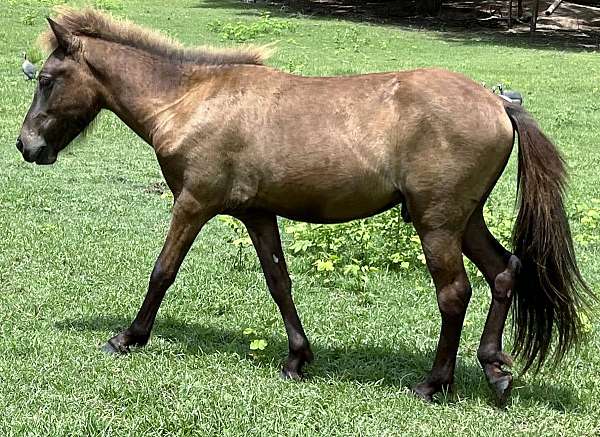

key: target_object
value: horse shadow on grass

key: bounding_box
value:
[55,314,578,411]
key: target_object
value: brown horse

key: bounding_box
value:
[17,8,593,405]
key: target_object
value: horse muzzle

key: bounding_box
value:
[16,135,56,165]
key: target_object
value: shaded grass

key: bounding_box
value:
[0,0,599,435]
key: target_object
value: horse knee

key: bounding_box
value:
[437,278,472,317]
[150,261,176,288]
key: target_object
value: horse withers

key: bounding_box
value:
[16,8,594,406]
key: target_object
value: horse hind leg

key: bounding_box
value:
[462,206,521,407]
[411,228,472,402]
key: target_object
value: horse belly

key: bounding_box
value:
[314,190,403,223]
[260,178,402,224]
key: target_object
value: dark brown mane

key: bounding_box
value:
[39,6,269,66]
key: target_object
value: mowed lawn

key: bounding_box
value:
[1,0,599,435]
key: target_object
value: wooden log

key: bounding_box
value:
[544,0,564,15]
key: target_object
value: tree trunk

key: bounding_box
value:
[530,0,540,35]
[518,0,524,17]
[418,0,442,16]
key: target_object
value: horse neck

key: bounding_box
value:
[84,38,196,146]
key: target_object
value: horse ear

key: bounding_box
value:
[47,18,79,54]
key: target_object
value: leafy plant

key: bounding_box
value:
[219,216,253,269]
[208,12,296,42]
[243,328,269,359]
[284,206,422,278]
[283,204,517,286]
[20,10,37,26]
[572,198,600,247]
[94,0,124,11]
[283,57,306,74]
[333,27,369,53]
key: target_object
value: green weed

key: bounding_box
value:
[94,0,124,11]
[208,12,296,42]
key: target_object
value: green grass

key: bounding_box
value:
[1,0,599,435]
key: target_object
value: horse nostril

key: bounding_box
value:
[16,137,24,153]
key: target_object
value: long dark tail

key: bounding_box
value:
[504,102,595,372]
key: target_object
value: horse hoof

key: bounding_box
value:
[280,367,303,380]
[101,339,130,355]
[491,374,513,408]
[411,383,435,403]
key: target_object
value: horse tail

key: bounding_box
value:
[503,102,595,372]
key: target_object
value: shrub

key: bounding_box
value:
[216,204,517,287]
[208,12,296,42]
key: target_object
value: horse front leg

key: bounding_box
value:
[103,191,215,353]
[240,212,313,379]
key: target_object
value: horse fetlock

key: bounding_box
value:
[293,343,314,364]
[282,342,314,379]
[289,334,312,357]
[477,345,513,368]
[127,329,150,347]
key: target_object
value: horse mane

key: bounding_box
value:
[38,6,270,66]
